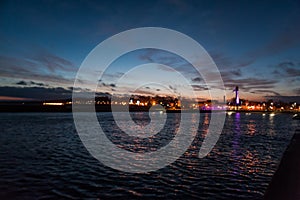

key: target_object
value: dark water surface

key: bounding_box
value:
[0,112,298,199]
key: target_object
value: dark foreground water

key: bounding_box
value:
[0,112,298,199]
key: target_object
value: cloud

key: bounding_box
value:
[137,49,280,95]
[0,86,73,100]
[278,61,296,68]
[264,96,300,103]
[16,81,27,85]
[100,82,117,88]
[138,49,191,72]
[138,49,251,83]
[191,85,209,91]
[0,55,39,75]
[272,69,280,75]
[230,69,242,76]
[100,72,124,82]
[191,77,202,82]
[30,81,48,86]
[209,51,255,70]
[29,49,76,73]
[222,77,278,92]
[0,55,74,85]
[139,49,156,62]
[220,70,242,81]
[294,88,300,95]
[15,80,48,86]
[207,16,300,83]
[67,86,91,92]
[272,61,300,77]
[132,89,156,96]
[252,89,281,96]
[168,85,174,90]
[95,92,111,97]
[285,67,300,77]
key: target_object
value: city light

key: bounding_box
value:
[43,102,64,106]
[38,88,299,113]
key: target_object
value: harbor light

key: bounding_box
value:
[43,102,64,106]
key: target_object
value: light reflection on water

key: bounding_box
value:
[0,112,298,199]
[231,112,241,176]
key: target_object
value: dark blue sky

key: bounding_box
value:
[0,0,300,101]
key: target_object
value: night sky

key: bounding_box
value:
[1,0,300,102]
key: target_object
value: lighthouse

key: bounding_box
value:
[234,86,239,106]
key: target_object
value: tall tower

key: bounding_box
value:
[234,86,239,106]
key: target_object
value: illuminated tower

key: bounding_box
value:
[234,86,239,106]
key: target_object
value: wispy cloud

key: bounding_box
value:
[272,61,300,77]
[139,49,186,68]
[251,89,281,96]
[137,49,280,96]
[209,51,255,70]
[222,77,278,92]
[0,51,75,85]
[264,95,300,103]
[285,67,300,77]
[191,84,209,91]
[29,49,76,73]
[99,72,125,82]
[99,82,117,89]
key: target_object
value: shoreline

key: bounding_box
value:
[0,104,298,114]
[0,109,298,114]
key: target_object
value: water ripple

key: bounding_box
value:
[0,112,298,199]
